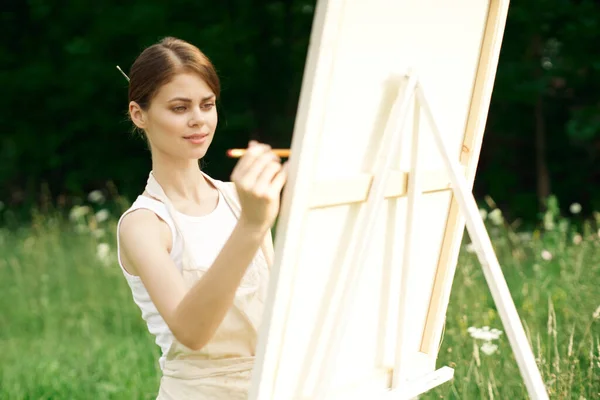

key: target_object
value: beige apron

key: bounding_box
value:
[144,171,273,400]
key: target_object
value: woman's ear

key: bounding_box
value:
[129,101,146,129]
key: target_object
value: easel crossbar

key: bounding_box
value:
[382,367,455,400]
[308,168,464,210]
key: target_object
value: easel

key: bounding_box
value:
[248,1,543,398]
[306,71,549,399]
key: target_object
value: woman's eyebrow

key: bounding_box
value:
[168,95,215,102]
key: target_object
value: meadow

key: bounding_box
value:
[0,192,598,399]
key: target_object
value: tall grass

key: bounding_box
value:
[0,194,598,399]
[0,205,161,399]
[428,197,600,399]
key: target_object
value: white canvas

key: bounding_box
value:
[249,1,515,399]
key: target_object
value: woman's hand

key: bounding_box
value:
[230,140,288,232]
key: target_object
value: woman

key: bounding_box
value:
[116,36,288,399]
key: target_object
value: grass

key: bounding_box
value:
[0,195,598,399]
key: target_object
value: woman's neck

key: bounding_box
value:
[150,153,212,204]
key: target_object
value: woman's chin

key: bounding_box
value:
[187,147,209,160]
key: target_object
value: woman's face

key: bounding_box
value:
[130,71,218,161]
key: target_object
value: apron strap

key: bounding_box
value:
[145,171,196,270]
[144,170,275,271]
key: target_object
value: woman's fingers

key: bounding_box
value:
[230,142,270,181]
[253,161,283,196]
[239,151,280,189]
[267,162,289,198]
[230,141,287,207]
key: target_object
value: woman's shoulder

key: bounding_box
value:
[117,194,176,238]
[122,193,170,217]
[117,196,175,262]
[118,195,172,232]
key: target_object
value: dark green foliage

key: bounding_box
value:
[1,1,599,223]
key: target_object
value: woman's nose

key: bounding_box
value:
[189,108,205,126]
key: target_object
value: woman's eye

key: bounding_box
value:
[173,106,186,112]
[202,103,215,110]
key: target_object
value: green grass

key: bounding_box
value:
[0,209,162,399]
[0,197,598,399]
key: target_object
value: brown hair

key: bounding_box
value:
[128,36,220,111]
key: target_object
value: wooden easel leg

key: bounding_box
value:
[414,83,549,400]
[392,94,423,388]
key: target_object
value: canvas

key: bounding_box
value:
[248,1,546,399]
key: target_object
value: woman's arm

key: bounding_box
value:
[118,142,287,351]
[119,212,270,350]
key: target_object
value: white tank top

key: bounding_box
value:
[116,188,252,370]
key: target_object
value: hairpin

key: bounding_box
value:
[116,65,130,82]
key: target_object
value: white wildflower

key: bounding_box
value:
[88,190,105,204]
[573,234,583,245]
[93,229,106,238]
[488,209,503,226]
[469,326,502,356]
[468,326,503,341]
[69,205,91,222]
[480,342,499,355]
[479,209,488,221]
[97,243,110,265]
[95,209,110,223]
[593,305,600,320]
[466,243,476,253]
[569,203,582,214]
[541,250,553,261]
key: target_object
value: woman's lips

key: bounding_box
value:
[183,134,208,144]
